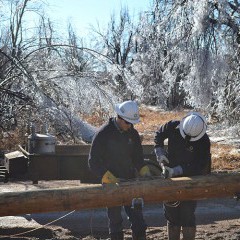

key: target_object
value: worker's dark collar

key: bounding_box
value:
[113,117,124,133]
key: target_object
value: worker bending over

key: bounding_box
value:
[154,112,211,240]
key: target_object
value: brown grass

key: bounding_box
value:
[136,107,186,144]
[211,143,240,171]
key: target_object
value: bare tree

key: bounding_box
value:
[0,0,98,143]
[130,0,239,123]
[91,7,137,98]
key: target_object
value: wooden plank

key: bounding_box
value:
[54,144,156,156]
[55,145,91,156]
[19,144,157,157]
[0,173,240,216]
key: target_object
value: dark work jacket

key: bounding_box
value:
[154,120,211,176]
[88,118,146,181]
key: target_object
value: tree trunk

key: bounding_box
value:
[0,173,240,216]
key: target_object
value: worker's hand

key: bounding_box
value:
[139,165,151,177]
[162,165,183,178]
[162,165,174,178]
[154,147,169,165]
[102,171,119,184]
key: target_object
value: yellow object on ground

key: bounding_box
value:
[139,165,151,177]
[102,171,119,184]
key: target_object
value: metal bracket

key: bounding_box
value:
[131,198,144,210]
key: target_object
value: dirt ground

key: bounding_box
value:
[0,180,240,240]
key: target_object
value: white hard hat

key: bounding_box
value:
[179,112,207,141]
[115,100,140,124]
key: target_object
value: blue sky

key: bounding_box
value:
[45,0,152,37]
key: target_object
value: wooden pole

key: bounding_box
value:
[0,173,240,216]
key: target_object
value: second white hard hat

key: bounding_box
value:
[179,112,207,141]
[115,100,140,124]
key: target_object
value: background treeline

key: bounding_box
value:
[0,0,239,143]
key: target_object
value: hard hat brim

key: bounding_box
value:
[115,104,140,124]
[179,112,207,141]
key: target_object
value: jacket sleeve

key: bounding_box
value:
[88,130,107,178]
[154,121,178,148]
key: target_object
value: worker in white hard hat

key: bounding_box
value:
[89,100,150,240]
[154,112,211,240]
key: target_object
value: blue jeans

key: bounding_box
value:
[164,200,197,227]
[107,205,147,235]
